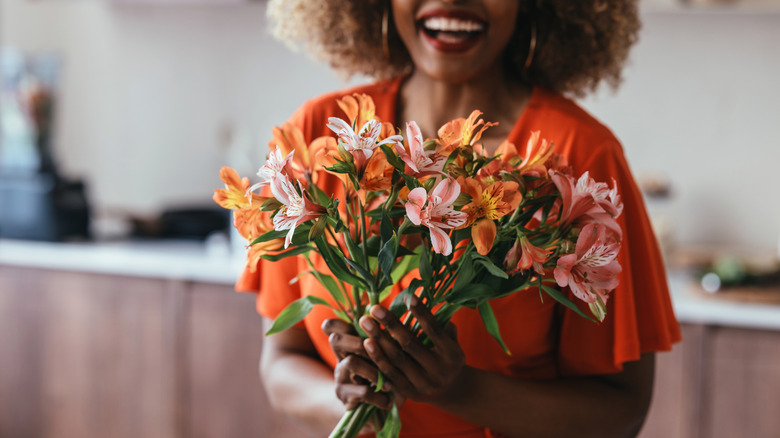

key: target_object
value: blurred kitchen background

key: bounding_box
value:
[0,0,778,437]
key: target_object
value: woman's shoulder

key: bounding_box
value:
[526,88,619,145]
[518,88,625,172]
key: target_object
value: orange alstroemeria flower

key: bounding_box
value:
[436,110,497,154]
[457,177,520,255]
[213,166,264,209]
[360,151,394,193]
[516,131,555,177]
[337,93,377,130]
[504,234,552,275]
[214,167,284,272]
[270,122,329,183]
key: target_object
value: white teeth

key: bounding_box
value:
[423,17,484,33]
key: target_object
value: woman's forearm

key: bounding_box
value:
[431,354,655,438]
[260,322,344,436]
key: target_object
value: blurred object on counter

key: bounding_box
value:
[679,246,780,304]
[639,172,674,263]
[129,206,230,240]
[0,50,90,241]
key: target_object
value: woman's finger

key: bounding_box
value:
[408,295,457,350]
[362,336,416,398]
[367,305,435,367]
[334,354,391,391]
[321,318,354,336]
[361,313,438,398]
[323,318,368,359]
[335,381,393,411]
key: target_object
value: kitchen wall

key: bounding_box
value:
[1,0,779,250]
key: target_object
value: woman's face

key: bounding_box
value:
[392,0,519,84]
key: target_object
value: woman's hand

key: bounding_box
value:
[321,318,394,411]
[359,295,465,404]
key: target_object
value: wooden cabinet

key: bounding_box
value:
[0,265,310,438]
[3,263,779,437]
[640,324,780,438]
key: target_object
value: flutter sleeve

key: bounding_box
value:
[556,140,681,375]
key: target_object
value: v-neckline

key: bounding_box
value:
[386,76,539,150]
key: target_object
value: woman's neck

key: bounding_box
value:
[397,68,531,154]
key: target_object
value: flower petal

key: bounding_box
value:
[428,226,453,256]
[472,218,496,256]
[431,178,461,207]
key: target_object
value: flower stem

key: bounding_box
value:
[329,408,355,438]
[341,403,375,438]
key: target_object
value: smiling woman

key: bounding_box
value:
[247,1,680,437]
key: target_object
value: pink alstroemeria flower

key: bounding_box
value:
[550,170,623,239]
[553,223,621,321]
[326,117,402,161]
[395,121,445,176]
[248,146,294,194]
[405,178,468,256]
[270,174,323,248]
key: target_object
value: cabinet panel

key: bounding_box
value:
[704,327,780,438]
[0,266,177,438]
[184,282,314,437]
[639,324,704,438]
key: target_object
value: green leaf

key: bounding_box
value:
[473,255,509,279]
[289,223,314,246]
[260,197,282,212]
[344,257,375,286]
[375,370,385,393]
[265,296,329,336]
[380,210,395,245]
[377,235,397,282]
[366,205,407,219]
[452,253,476,291]
[344,232,364,262]
[541,285,596,323]
[304,267,349,312]
[313,237,367,290]
[446,283,497,306]
[379,144,406,172]
[308,217,328,241]
[259,245,313,262]
[377,402,401,438]
[250,229,287,246]
[324,161,353,175]
[389,289,411,318]
[478,301,511,355]
[423,177,436,192]
[419,244,433,287]
[402,174,421,190]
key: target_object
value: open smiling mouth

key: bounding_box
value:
[418,14,487,53]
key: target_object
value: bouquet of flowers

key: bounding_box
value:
[214,94,623,438]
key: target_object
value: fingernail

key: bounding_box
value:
[409,295,419,306]
[382,381,392,391]
[372,306,386,319]
[364,339,376,354]
[360,317,375,332]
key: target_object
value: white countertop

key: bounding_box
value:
[2,238,779,330]
[0,238,245,285]
[668,271,780,331]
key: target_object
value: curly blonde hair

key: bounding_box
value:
[267,0,640,97]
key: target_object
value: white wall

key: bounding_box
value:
[0,0,352,222]
[2,1,779,250]
[582,10,780,251]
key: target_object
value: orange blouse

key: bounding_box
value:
[237,77,681,438]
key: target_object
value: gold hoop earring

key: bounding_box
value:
[522,20,537,74]
[382,4,390,60]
